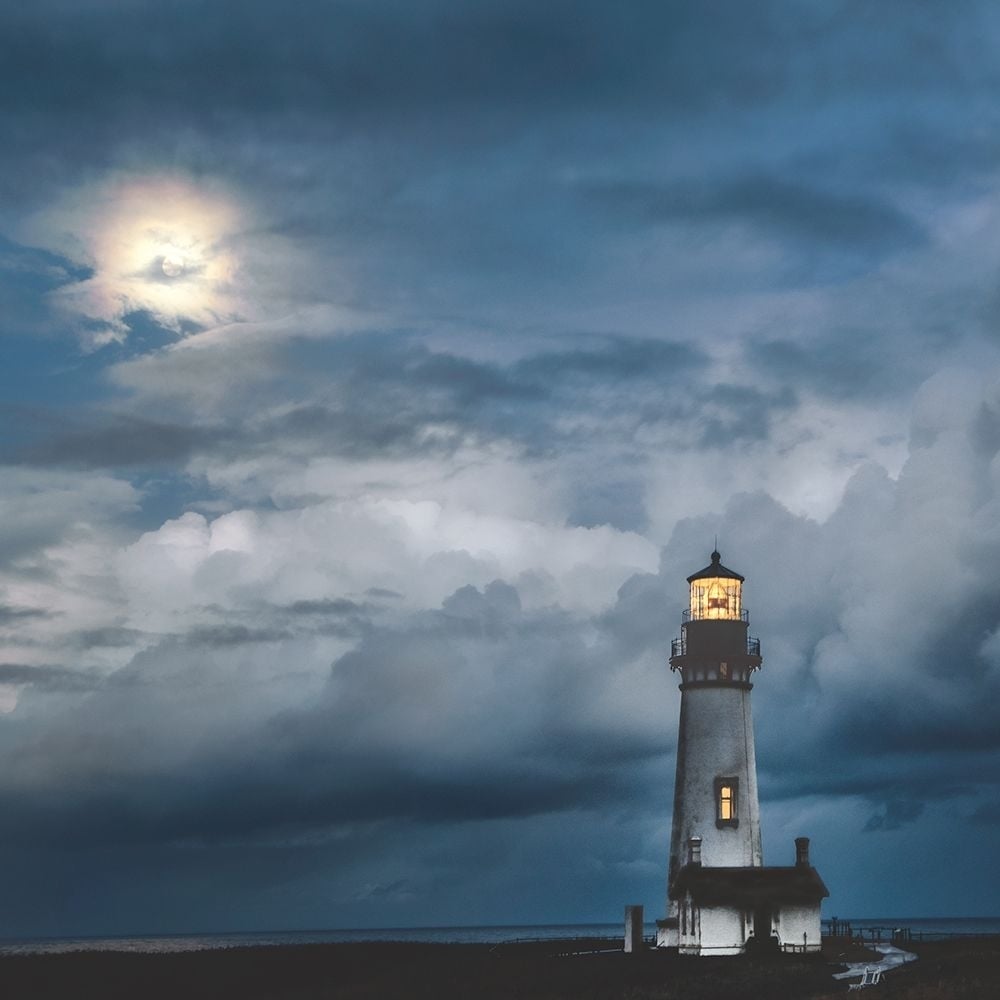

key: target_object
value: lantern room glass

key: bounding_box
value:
[689,577,742,620]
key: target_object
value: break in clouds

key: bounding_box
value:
[3,0,1000,935]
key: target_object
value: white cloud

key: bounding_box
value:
[118,496,658,629]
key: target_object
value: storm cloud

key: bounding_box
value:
[2,0,1000,937]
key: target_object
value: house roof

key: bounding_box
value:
[687,550,745,584]
[670,864,830,906]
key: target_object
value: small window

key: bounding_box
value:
[719,784,733,819]
[715,776,739,828]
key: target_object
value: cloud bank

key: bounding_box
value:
[2,0,1000,935]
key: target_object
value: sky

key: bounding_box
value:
[2,0,1000,938]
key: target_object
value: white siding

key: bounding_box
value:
[680,903,746,956]
[776,903,823,952]
[668,684,763,890]
[655,919,679,948]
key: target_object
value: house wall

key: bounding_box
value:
[655,912,679,948]
[676,895,697,953]
[677,898,747,956]
[775,902,823,952]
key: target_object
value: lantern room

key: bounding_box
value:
[687,550,744,620]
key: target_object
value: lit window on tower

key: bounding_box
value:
[720,784,733,819]
[715,777,739,828]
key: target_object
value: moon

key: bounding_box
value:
[161,253,186,278]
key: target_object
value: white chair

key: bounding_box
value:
[848,967,884,990]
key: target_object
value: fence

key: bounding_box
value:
[824,920,996,944]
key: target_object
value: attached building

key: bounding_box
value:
[670,835,828,955]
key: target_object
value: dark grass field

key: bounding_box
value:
[0,936,996,999]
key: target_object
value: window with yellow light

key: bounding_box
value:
[715,776,739,828]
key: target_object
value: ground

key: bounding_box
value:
[0,936,995,998]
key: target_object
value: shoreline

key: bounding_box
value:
[0,935,997,999]
[4,917,996,956]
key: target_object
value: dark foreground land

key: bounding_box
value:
[0,935,997,999]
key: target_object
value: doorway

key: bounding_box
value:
[750,906,778,953]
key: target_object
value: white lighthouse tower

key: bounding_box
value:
[667,550,762,883]
[656,550,828,954]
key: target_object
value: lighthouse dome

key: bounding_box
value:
[686,549,744,583]
[686,550,744,621]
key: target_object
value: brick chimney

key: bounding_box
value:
[795,837,810,867]
[688,836,702,866]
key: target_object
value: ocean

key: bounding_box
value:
[1,917,998,956]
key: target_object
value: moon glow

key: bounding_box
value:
[28,175,244,342]
[161,253,186,278]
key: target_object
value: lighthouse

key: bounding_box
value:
[667,550,763,884]
[656,551,828,955]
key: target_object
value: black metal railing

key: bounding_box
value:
[670,635,761,658]
[682,608,750,623]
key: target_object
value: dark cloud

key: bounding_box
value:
[695,384,797,448]
[183,625,293,648]
[0,662,100,692]
[364,587,403,601]
[1,1,992,318]
[863,798,926,833]
[72,627,146,649]
[969,800,1000,826]
[0,471,136,569]
[512,337,705,384]
[278,334,788,461]
[566,476,648,533]
[1,1,989,128]
[282,599,369,638]
[10,332,716,471]
[749,332,930,401]
[8,410,226,469]
[0,604,50,625]
[0,579,667,850]
[353,878,413,901]
[584,176,922,254]
[0,3,791,127]
[0,233,92,335]
[285,598,363,617]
